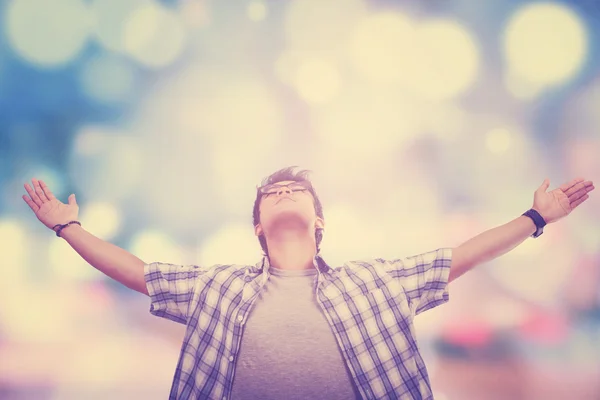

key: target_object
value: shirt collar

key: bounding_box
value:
[253,253,330,274]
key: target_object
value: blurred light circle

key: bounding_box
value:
[79,202,122,241]
[5,0,91,67]
[123,2,187,68]
[411,20,480,100]
[285,0,366,54]
[247,1,268,22]
[315,89,422,155]
[91,0,152,53]
[79,53,137,103]
[503,2,588,86]
[350,12,417,84]
[485,128,512,154]
[197,224,261,266]
[49,237,106,282]
[294,58,341,105]
[129,230,185,264]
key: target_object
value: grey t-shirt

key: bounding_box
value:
[230,265,362,400]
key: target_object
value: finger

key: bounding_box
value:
[559,177,584,193]
[38,180,56,201]
[570,189,588,203]
[24,182,42,207]
[566,180,593,199]
[22,195,39,212]
[570,194,589,209]
[32,178,50,202]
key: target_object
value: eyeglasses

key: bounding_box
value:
[259,181,311,197]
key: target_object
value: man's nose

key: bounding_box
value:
[277,187,292,196]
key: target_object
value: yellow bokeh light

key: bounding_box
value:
[91,0,152,52]
[411,20,480,100]
[248,1,268,22]
[78,202,122,241]
[197,224,261,266]
[486,128,512,154]
[503,2,588,86]
[350,12,417,84]
[123,2,187,68]
[294,58,341,105]
[350,14,479,100]
[129,230,185,264]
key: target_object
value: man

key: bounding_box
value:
[22,167,594,399]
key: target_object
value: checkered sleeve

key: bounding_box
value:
[382,248,452,316]
[144,262,211,325]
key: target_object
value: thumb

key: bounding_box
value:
[537,178,550,193]
[68,194,76,205]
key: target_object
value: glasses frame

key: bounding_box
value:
[259,181,311,197]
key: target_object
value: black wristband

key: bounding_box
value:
[522,209,546,238]
[54,221,81,237]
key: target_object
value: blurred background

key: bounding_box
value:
[0,0,599,398]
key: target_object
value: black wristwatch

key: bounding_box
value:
[522,209,546,238]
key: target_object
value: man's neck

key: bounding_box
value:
[266,234,317,271]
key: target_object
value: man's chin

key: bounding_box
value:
[267,211,310,229]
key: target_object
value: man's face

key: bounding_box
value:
[255,180,324,236]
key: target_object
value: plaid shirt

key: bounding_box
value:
[145,247,452,399]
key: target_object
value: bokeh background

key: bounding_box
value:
[1,0,599,399]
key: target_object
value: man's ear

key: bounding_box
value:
[255,224,263,236]
[315,218,325,230]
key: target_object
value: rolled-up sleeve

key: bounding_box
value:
[144,262,211,325]
[381,248,452,316]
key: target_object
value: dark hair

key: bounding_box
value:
[253,166,324,257]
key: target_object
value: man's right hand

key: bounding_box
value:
[22,178,79,231]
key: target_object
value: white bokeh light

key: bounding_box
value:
[123,1,187,68]
[91,0,152,53]
[503,2,588,86]
[78,201,122,241]
[0,219,27,285]
[129,229,186,265]
[5,0,91,67]
[197,223,262,266]
[247,1,268,22]
[294,58,341,105]
[486,128,512,154]
[350,12,417,84]
[49,236,106,282]
[319,203,386,266]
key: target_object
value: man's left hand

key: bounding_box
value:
[533,177,595,224]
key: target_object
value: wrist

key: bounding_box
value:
[54,221,82,238]
[522,209,546,238]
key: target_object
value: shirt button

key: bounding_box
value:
[229,356,234,362]
[237,315,244,323]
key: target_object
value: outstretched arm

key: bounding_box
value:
[449,177,594,283]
